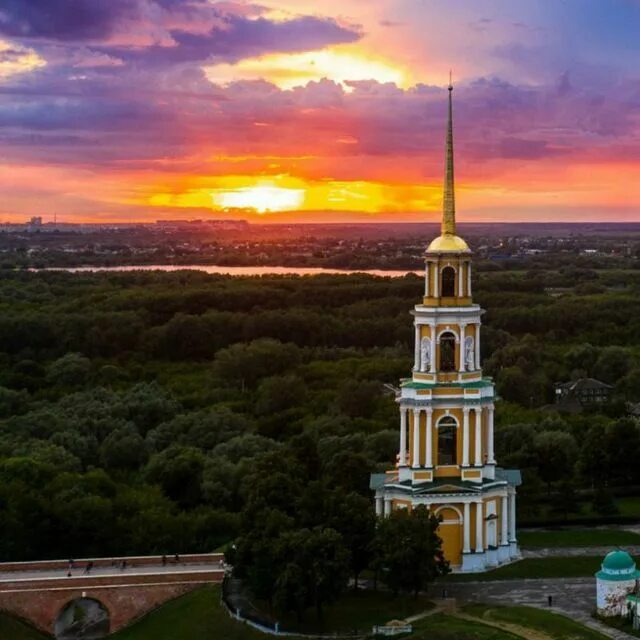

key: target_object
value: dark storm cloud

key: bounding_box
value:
[0,0,136,41]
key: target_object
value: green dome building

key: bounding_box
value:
[596,550,640,616]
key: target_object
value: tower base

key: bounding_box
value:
[457,544,520,573]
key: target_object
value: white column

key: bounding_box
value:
[501,495,508,544]
[430,326,437,372]
[413,324,420,371]
[474,407,482,466]
[412,408,421,468]
[475,325,481,369]
[458,264,463,296]
[425,408,433,468]
[487,405,495,464]
[434,263,439,297]
[399,408,407,466]
[509,492,517,542]
[475,501,484,552]
[384,497,392,517]
[462,407,470,466]
[375,496,384,516]
[458,325,467,373]
[425,262,430,296]
[467,262,472,296]
[463,502,471,553]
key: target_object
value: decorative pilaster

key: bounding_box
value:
[475,325,481,369]
[425,263,430,296]
[458,324,467,373]
[509,492,517,543]
[434,264,439,297]
[474,407,482,466]
[467,262,472,296]
[501,495,509,545]
[475,501,484,553]
[463,502,471,553]
[487,405,495,464]
[430,326,437,372]
[462,407,470,466]
[425,408,433,468]
[413,324,420,371]
[399,408,407,466]
[412,408,421,468]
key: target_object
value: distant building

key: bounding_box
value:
[27,216,43,232]
[554,378,613,406]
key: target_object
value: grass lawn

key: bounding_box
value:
[108,586,433,639]
[518,528,640,549]
[442,556,602,582]
[465,605,609,640]
[529,496,640,524]
[0,612,50,640]
[111,585,271,640]
[273,589,434,634]
[409,612,520,639]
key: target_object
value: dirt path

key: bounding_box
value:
[453,610,553,640]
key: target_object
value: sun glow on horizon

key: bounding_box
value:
[205,47,408,90]
[212,183,305,213]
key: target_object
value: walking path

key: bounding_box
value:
[444,578,636,640]
[0,559,225,583]
[523,546,640,558]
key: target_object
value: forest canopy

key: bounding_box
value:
[0,267,639,560]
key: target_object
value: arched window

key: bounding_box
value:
[441,266,456,297]
[438,416,457,465]
[439,332,456,372]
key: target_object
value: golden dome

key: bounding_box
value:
[427,233,470,253]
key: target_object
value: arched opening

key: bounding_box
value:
[434,505,462,566]
[55,598,110,640]
[439,332,457,372]
[437,416,457,465]
[441,266,456,297]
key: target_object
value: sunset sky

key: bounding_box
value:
[1,0,639,223]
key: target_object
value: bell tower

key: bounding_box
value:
[371,81,521,573]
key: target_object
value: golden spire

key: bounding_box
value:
[426,74,470,254]
[442,72,456,236]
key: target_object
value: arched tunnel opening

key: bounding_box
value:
[54,597,110,640]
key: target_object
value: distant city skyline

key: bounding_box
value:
[1,0,639,223]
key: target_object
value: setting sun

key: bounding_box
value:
[212,184,305,213]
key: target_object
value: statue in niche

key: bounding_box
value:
[465,336,475,371]
[420,337,431,372]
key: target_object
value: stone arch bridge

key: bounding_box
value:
[0,554,225,637]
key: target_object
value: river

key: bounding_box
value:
[41,265,421,278]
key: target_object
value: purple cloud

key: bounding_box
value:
[101,14,361,66]
[0,0,136,41]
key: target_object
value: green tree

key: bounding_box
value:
[531,430,577,494]
[275,527,350,622]
[594,346,631,384]
[373,505,449,597]
[47,353,92,387]
[144,446,206,508]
